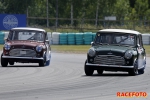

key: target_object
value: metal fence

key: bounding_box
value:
[27,17,150,32]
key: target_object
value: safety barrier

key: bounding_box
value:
[83,32,93,45]
[0,31,150,45]
[0,32,5,44]
[75,33,84,45]
[59,33,68,45]
[142,34,150,45]
[68,33,75,45]
[52,32,60,45]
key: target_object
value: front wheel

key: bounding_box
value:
[138,58,146,74]
[84,60,94,76]
[138,69,144,74]
[39,60,46,67]
[1,55,8,67]
[128,59,138,76]
[97,69,103,75]
[9,61,14,65]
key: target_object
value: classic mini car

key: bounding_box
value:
[85,29,146,76]
[1,27,51,67]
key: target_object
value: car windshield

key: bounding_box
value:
[8,30,44,41]
[95,32,136,46]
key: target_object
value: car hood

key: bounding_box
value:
[8,40,44,47]
[93,45,135,56]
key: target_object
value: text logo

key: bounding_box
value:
[117,92,147,98]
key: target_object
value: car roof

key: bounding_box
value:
[11,27,46,32]
[98,29,141,35]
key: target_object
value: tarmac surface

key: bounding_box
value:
[0,52,150,100]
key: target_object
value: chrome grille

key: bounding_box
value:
[94,55,125,65]
[9,49,36,57]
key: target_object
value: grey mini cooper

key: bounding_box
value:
[85,29,146,76]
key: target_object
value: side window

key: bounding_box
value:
[137,35,142,47]
[137,35,139,45]
[8,31,12,40]
[46,33,48,40]
[139,35,143,47]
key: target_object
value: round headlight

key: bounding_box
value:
[4,43,11,50]
[88,48,96,57]
[36,45,43,52]
[125,51,132,59]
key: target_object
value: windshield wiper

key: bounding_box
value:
[95,43,109,45]
[121,45,132,47]
[117,44,132,47]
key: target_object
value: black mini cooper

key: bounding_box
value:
[85,29,146,76]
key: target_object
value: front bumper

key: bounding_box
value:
[2,56,44,60]
[86,63,134,71]
[2,56,44,63]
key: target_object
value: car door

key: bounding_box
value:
[137,34,145,69]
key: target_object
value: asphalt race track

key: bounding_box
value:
[0,52,150,100]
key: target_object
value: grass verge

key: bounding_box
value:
[51,45,91,54]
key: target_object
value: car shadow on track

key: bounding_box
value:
[82,74,129,77]
[82,72,142,77]
[0,65,45,67]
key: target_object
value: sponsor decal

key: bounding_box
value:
[3,15,18,30]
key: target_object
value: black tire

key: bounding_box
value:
[1,55,8,67]
[138,58,146,74]
[39,60,46,67]
[39,55,46,67]
[97,69,103,75]
[9,61,14,65]
[84,60,94,76]
[128,59,138,76]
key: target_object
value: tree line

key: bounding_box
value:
[0,0,150,27]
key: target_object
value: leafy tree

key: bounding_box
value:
[0,1,6,13]
[2,0,36,14]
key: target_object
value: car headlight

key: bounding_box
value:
[125,50,132,59]
[88,47,96,57]
[4,43,11,50]
[36,45,43,52]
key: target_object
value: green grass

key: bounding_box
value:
[51,45,91,54]
[0,45,3,50]
[143,45,150,56]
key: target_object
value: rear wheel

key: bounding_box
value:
[84,60,94,76]
[1,54,8,67]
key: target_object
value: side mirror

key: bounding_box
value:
[137,44,140,48]
[91,41,94,46]
[4,38,8,42]
[45,40,49,44]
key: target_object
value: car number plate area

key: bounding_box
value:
[20,51,26,54]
